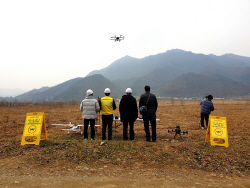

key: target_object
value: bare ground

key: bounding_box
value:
[0,100,250,187]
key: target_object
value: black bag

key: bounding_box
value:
[140,105,148,116]
[139,94,150,116]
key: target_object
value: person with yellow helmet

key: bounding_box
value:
[99,88,116,140]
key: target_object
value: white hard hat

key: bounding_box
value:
[104,88,111,93]
[126,88,132,93]
[86,89,93,96]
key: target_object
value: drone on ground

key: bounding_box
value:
[51,122,101,134]
[168,125,188,139]
[110,35,124,42]
[51,122,84,134]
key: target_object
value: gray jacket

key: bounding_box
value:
[80,96,100,119]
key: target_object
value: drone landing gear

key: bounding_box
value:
[168,125,188,139]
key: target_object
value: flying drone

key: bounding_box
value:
[110,35,124,42]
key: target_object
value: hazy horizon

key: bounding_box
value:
[1,0,250,93]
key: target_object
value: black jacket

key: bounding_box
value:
[119,94,138,122]
[139,91,158,114]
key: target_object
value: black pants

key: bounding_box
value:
[84,119,95,139]
[143,113,157,141]
[123,121,134,140]
[200,113,209,128]
[102,115,113,140]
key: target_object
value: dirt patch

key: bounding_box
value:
[0,100,250,187]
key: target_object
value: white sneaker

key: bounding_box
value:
[91,138,94,140]
[84,138,88,140]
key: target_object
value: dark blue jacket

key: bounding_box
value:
[200,99,214,114]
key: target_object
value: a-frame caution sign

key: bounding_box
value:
[205,116,229,147]
[21,112,47,146]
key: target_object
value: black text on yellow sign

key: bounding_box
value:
[21,112,47,146]
[205,116,229,147]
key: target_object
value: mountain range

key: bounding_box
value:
[3,49,250,101]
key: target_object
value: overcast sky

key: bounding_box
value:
[1,0,250,93]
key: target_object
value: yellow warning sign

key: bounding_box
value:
[205,116,229,147]
[21,112,47,146]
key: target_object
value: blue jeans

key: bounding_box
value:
[143,113,156,141]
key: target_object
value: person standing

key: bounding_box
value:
[200,94,214,129]
[119,88,138,140]
[80,89,100,140]
[139,85,158,142]
[99,88,116,140]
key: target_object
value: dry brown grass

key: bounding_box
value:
[0,100,250,178]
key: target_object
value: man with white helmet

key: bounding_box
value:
[99,88,117,140]
[80,89,100,140]
[119,88,138,140]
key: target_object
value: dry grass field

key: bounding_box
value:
[0,100,250,187]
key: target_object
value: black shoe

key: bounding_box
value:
[145,139,150,142]
[152,140,156,142]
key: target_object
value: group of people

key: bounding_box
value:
[80,85,158,142]
[80,85,215,141]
